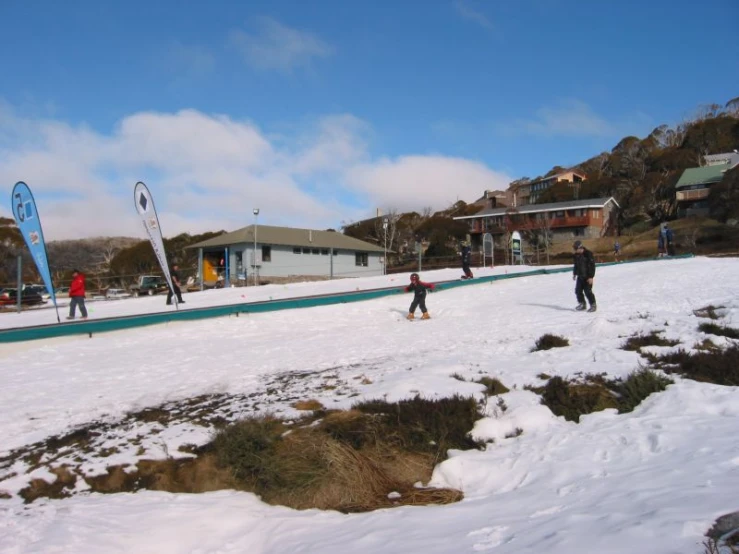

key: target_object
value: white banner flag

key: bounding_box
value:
[133,181,177,307]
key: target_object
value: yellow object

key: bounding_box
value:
[422,312,430,319]
[202,259,218,282]
[407,313,414,320]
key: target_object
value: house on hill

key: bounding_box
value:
[453,197,620,249]
[188,225,386,287]
[470,189,508,210]
[675,153,737,217]
[508,171,586,207]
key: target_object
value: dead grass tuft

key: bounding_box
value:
[534,369,673,422]
[622,331,679,351]
[532,334,570,351]
[698,322,739,340]
[650,344,739,386]
[20,397,480,512]
[475,377,509,396]
[292,399,325,411]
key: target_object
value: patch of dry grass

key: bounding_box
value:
[292,399,325,411]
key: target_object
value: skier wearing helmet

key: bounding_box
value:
[404,273,435,320]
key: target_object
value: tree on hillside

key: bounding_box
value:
[708,166,739,223]
[0,217,32,285]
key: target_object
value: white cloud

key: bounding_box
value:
[228,17,333,73]
[0,104,511,240]
[346,155,510,213]
[495,99,621,137]
[455,0,496,32]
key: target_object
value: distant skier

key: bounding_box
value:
[461,243,474,279]
[405,272,435,320]
[663,223,675,256]
[613,240,621,261]
[572,241,596,312]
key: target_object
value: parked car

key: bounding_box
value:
[129,275,169,297]
[23,284,51,302]
[0,288,46,307]
[105,288,132,299]
[55,286,70,298]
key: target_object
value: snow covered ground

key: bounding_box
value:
[1,257,738,554]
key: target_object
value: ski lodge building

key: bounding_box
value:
[188,225,385,286]
[453,197,620,249]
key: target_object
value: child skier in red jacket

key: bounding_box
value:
[405,273,435,320]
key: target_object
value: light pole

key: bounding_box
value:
[253,208,259,286]
[382,217,388,275]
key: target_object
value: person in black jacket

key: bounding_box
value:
[572,241,596,312]
[405,273,435,320]
[460,243,474,279]
[166,264,186,305]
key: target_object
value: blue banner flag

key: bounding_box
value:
[11,182,60,322]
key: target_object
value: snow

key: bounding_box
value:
[1,257,738,554]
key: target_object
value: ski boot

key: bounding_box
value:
[587,304,597,313]
[575,303,587,311]
[407,313,415,320]
[421,312,430,320]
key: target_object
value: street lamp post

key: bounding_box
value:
[253,208,259,286]
[382,217,388,276]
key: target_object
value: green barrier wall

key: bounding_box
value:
[0,254,693,343]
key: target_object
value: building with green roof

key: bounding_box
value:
[675,162,731,217]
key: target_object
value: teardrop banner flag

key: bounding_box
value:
[11,181,60,322]
[133,181,177,309]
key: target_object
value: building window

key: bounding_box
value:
[262,246,271,262]
[332,249,339,255]
[293,247,301,254]
[321,249,329,255]
[355,252,368,267]
[312,248,320,255]
[592,210,599,219]
[302,247,310,254]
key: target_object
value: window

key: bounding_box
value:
[261,246,271,262]
[293,247,301,254]
[555,211,564,218]
[592,210,599,219]
[332,249,339,255]
[312,248,320,255]
[321,249,329,255]
[303,247,310,254]
[355,252,368,267]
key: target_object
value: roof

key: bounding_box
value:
[452,197,619,220]
[529,170,586,185]
[187,225,385,253]
[675,163,730,189]
[704,152,739,168]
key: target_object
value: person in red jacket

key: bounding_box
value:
[405,272,435,320]
[67,269,88,320]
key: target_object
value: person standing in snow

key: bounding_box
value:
[572,241,596,312]
[405,272,435,320]
[663,223,675,256]
[461,243,474,279]
[67,269,88,320]
[166,264,185,305]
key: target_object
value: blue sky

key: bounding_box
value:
[1,0,737,239]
